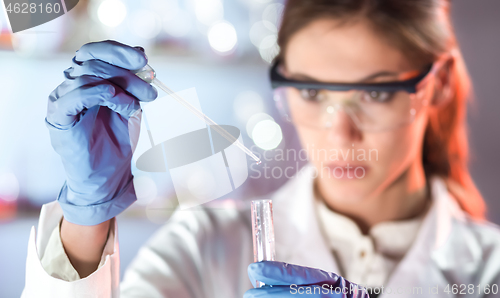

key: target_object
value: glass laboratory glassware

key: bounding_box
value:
[251,199,276,288]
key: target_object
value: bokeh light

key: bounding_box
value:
[262,3,284,28]
[208,21,238,54]
[249,20,277,48]
[129,10,163,39]
[246,112,274,137]
[252,119,283,150]
[0,172,20,202]
[233,90,265,123]
[98,0,127,27]
[134,175,158,206]
[258,34,279,63]
[194,0,224,26]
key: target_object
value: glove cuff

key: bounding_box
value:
[57,178,137,226]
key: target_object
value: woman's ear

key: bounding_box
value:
[431,57,455,107]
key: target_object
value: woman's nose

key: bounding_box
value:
[325,106,362,144]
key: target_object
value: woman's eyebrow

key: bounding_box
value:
[287,71,399,83]
[359,71,399,82]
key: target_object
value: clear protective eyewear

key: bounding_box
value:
[270,57,446,132]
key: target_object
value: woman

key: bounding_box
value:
[22,0,500,297]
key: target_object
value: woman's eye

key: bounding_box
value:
[363,91,395,103]
[299,89,321,101]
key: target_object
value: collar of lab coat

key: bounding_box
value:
[270,164,480,290]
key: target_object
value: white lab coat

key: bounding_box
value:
[22,165,500,297]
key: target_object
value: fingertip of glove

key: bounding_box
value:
[248,261,283,273]
[63,67,74,79]
[151,85,158,100]
[133,46,148,64]
[248,262,262,274]
[139,86,158,102]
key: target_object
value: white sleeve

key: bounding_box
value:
[21,201,120,298]
[119,206,253,298]
[39,218,80,282]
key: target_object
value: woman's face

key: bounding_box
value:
[284,18,431,201]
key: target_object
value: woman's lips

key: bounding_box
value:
[323,163,370,179]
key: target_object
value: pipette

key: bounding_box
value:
[133,64,261,165]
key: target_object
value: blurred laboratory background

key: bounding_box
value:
[0,0,499,296]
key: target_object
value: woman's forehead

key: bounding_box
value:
[283,18,418,83]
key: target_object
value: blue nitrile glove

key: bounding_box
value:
[244,261,369,298]
[46,40,158,226]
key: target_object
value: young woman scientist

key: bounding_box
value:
[22,0,500,297]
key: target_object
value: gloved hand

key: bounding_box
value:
[46,40,157,226]
[245,261,369,298]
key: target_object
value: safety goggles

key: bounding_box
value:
[269,57,443,132]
